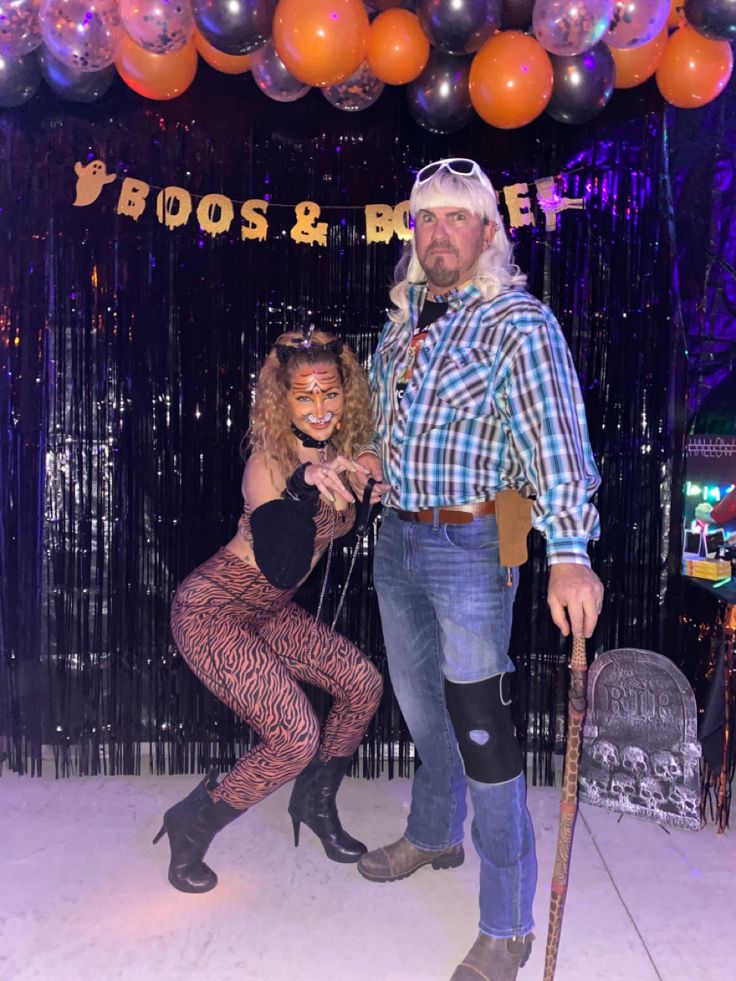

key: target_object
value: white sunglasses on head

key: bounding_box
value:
[415,158,486,185]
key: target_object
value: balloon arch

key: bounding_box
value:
[0,0,733,130]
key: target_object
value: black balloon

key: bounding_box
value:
[406,49,475,133]
[366,1,417,8]
[546,43,615,125]
[417,0,501,54]
[0,50,41,107]
[192,0,276,56]
[684,0,736,41]
[500,0,534,29]
[367,1,417,9]
[37,46,115,103]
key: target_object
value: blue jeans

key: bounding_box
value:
[373,508,537,939]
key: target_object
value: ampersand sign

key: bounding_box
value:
[290,201,328,246]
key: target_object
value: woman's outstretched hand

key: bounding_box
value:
[304,455,370,505]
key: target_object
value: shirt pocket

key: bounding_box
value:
[436,345,497,416]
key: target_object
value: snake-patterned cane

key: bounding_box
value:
[543,635,588,981]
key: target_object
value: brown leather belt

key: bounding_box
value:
[394,501,496,525]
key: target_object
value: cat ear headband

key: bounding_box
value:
[275,325,344,366]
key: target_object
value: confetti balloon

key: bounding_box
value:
[321,59,384,110]
[39,0,123,71]
[604,0,670,49]
[119,0,194,56]
[533,0,615,56]
[0,0,42,59]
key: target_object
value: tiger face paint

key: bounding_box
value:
[286,361,345,442]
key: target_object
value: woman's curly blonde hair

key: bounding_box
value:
[246,330,373,479]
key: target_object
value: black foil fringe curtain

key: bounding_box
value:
[0,70,729,782]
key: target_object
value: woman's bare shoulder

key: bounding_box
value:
[243,450,285,507]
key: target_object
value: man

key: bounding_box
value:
[351,158,604,981]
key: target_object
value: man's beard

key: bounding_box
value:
[422,253,459,288]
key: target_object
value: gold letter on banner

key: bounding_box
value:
[116,178,151,220]
[73,160,116,206]
[156,187,192,230]
[392,200,411,242]
[291,201,328,247]
[503,183,534,228]
[365,205,394,244]
[197,194,235,237]
[241,199,269,242]
[535,177,585,231]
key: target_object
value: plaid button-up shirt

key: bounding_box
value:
[369,283,601,566]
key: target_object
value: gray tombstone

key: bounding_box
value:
[579,648,701,831]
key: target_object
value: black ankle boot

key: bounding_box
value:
[153,769,243,893]
[287,755,366,864]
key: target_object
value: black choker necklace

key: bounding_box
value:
[291,422,330,450]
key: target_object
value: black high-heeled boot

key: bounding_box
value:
[287,754,366,863]
[153,769,243,893]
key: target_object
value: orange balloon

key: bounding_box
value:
[610,28,667,89]
[116,34,198,100]
[273,0,369,87]
[194,29,252,75]
[667,0,686,29]
[469,31,553,130]
[656,25,733,109]
[366,9,429,85]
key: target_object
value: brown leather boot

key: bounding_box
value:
[357,835,464,882]
[449,932,533,981]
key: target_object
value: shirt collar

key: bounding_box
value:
[407,280,482,316]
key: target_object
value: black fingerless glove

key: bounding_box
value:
[282,463,320,502]
[251,468,320,589]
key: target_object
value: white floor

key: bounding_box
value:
[2,771,734,981]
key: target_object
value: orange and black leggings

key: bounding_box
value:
[170,547,383,810]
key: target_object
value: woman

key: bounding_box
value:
[155,329,383,894]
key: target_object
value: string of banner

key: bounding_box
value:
[73,157,587,245]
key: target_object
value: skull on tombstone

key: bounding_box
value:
[580,774,608,802]
[669,784,699,818]
[638,776,667,809]
[622,744,649,778]
[650,750,683,783]
[610,770,636,800]
[679,742,701,781]
[591,738,620,771]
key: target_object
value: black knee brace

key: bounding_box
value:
[444,674,523,784]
